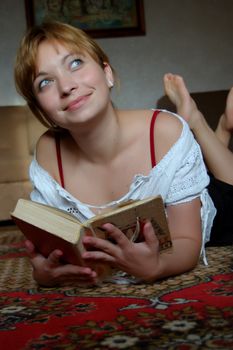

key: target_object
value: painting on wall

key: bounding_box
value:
[25,0,145,38]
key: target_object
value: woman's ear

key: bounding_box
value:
[103,62,114,88]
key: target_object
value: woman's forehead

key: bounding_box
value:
[34,39,97,75]
[38,39,87,56]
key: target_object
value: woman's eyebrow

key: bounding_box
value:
[35,71,47,79]
[34,54,72,80]
[34,51,86,81]
[33,71,49,84]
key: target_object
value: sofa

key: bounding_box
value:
[0,89,231,222]
[0,106,46,221]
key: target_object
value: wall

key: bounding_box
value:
[0,0,233,108]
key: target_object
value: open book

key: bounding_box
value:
[11,196,172,279]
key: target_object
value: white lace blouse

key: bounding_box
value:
[29,111,216,263]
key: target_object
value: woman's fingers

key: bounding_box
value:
[24,239,37,258]
[82,249,116,264]
[24,240,64,267]
[82,223,130,260]
[101,223,130,248]
[24,241,99,286]
[82,221,159,262]
[46,249,64,267]
[142,221,160,248]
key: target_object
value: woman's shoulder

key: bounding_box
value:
[35,129,59,180]
[151,109,184,163]
[122,108,182,132]
[120,108,182,124]
[155,109,183,138]
[119,108,183,139]
[36,129,55,157]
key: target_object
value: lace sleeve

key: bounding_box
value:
[166,141,210,205]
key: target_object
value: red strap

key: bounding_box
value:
[150,110,160,168]
[54,133,65,189]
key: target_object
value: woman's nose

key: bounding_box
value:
[58,74,78,97]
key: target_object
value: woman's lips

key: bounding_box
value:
[66,94,91,111]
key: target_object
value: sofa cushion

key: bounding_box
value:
[0,106,30,183]
[0,158,31,182]
[0,106,30,159]
[0,181,32,220]
[0,105,47,220]
[26,108,47,155]
[0,105,47,182]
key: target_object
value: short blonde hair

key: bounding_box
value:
[14,21,115,128]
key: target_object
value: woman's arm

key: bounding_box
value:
[158,198,202,278]
[188,116,233,185]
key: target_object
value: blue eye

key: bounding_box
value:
[70,58,83,70]
[39,79,51,90]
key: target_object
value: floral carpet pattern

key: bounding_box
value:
[0,226,232,349]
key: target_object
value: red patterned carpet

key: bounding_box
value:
[0,226,232,350]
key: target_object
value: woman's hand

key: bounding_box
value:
[24,240,98,287]
[82,221,161,282]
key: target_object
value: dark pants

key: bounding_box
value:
[206,174,233,246]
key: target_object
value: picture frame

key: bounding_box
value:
[25,0,145,38]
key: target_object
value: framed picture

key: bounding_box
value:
[25,0,145,38]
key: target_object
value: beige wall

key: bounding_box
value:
[0,0,233,108]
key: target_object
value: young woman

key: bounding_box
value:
[14,22,215,286]
[164,73,233,246]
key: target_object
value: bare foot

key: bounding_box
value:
[223,87,233,132]
[215,87,233,146]
[163,73,201,130]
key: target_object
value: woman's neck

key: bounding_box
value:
[69,108,124,164]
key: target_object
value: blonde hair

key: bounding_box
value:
[14,21,115,128]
